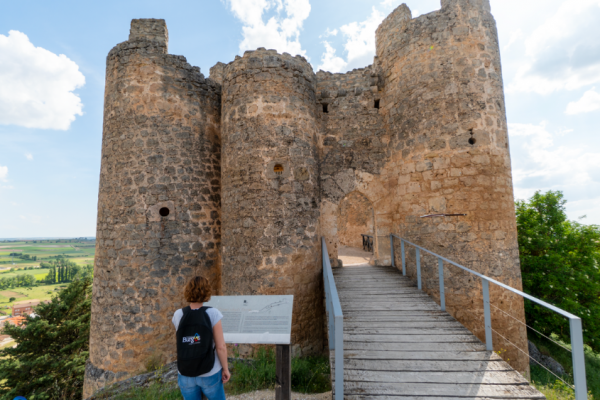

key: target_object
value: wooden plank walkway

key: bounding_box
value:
[330,266,544,399]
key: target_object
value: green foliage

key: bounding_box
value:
[8,297,15,303]
[226,347,331,394]
[40,260,92,285]
[0,277,92,400]
[290,354,331,393]
[516,191,600,351]
[0,273,36,290]
[107,382,181,400]
[529,333,600,399]
[532,379,593,400]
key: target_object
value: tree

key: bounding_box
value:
[0,277,92,400]
[516,191,600,351]
[8,297,15,303]
[44,267,56,284]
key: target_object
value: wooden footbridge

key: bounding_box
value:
[331,265,543,398]
[324,237,589,399]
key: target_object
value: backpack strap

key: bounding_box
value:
[176,306,192,333]
[199,306,216,350]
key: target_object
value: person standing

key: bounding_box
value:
[173,276,231,400]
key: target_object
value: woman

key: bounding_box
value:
[172,276,231,400]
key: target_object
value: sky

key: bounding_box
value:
[1,0,600,238]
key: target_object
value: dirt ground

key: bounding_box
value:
[0,291,27,298]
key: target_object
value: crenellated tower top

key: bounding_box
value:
[129,18,169,50]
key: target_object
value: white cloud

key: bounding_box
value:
[566,88,600,115]
[222,0,311,56]
[317,41,347,73]
[25,153,33,160]
[320,28,338,38]
[340,7,385,70]
[19,214,42,224]
[318,7,386,73]
[0,30,85,130]
[502,28,522,52]
[509,122,600,211]
[0,165,7,182]
[508,0,600,94]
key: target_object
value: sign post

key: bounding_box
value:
[205,295,294,400]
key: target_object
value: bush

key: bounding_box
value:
[516,191,600,352]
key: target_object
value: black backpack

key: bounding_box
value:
[176,306,215,377]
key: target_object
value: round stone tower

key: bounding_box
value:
[220,49,323,355]
[83,19,222,397]
[377,1,529,373]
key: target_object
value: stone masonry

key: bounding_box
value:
[84,1,529,396]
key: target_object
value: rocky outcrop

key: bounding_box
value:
[85,362,178,400]
[528,341,567,377]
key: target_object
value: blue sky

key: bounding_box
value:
[1,0,600,238]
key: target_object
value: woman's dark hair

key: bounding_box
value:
[184,276,212,303]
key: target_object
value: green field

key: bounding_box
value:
[0,268,52,280]
[0,283,68,313]
[0,238,95,268]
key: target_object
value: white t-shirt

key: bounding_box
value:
[172,306,223,377]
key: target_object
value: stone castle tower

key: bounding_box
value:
[84,0,529,396]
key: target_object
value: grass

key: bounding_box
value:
[0,267,51,279]
[0,339,15,351]
[99,349,330,399]
[109,382,181,400]
[529,332,600,399]
[0,239,95,266]
[226,347,330,395]
[0,283,66,311]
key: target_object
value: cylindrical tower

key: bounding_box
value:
[377,1,528,373]
[220,49,323,355]
[83,19,222,397]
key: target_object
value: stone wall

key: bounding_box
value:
[220,49,323,355]
[83,19,222,398]
[337,191,373,249]
[377,1,528,373]
[315,68,391,262]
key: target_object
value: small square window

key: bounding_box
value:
[322,103,328,113]
[374,99,380,109]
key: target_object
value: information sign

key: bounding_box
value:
[204,295,293,344]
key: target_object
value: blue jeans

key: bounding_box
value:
[178,370,226,400]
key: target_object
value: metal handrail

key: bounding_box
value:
[390,234,588,400]
[322,237,343,399]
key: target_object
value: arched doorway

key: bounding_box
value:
[337,191,374,266]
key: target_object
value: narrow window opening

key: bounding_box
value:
[159,207,170,217]
[274,164,284,175]
[322,103,328,113]
[374,99,380,109]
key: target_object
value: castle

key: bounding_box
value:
[83,0,529,396]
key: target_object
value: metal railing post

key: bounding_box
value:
[334,314,344,400]
[416,247,421,290]
[401,239,406,276]
[322,243,334,351]
[390,234,395,269]
[482,278,493,351]
[438,257,445,311]
[322,238,344,399]
[570,317,588,400]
